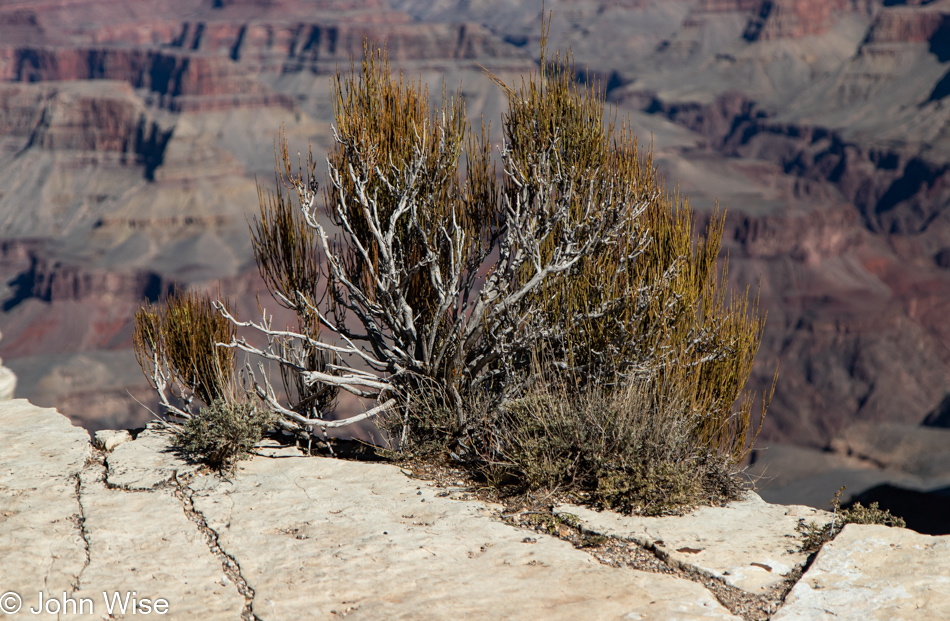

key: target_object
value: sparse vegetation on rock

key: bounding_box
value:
[797,486,907,554]
[133,30,772,512]
[173,399,272,472]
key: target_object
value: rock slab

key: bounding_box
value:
[0,399,90,616]
[0,366,15,401]
[5,400,950,620]
[191,443,741,621]
[557,493,833,593]
[1,403,740,620]
[773,523,950,621]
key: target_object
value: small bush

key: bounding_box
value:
[797,486,906,553]
[492,370,742,515]
[841,501,906,528]
[174,399,272,471]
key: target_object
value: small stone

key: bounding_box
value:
[94,428,132,452]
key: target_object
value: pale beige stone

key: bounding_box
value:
[0,400,90,620]
[105,428,198,490]
[14,401,947,621]
[773,524,950,621]
[0,365,16,401]
[68,465,245,621]
[92,429,132,452]
[557,492,833,593]
[0,330,16,401]
[191,455,741,620]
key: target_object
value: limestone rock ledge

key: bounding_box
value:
[0,329,16,401]
[1,399,948,620]
[557,494,834,594]
[0,365,15,401]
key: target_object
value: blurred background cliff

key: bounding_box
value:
[2,0,950,525]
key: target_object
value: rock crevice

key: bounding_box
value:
[69,469,92,594]
[172,473,260,621]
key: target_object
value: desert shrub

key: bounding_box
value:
[371,40,767,510]
[840,501,906,527]
[134,26,770,509]
[175,399,271,471]
[134,291,276,465]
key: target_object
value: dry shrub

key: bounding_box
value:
[798,487,907,553]
[175,399,272,472]
[134,289,274,469]
[386,38,770,511]
[133,288,236,412]
[457,362,742,515]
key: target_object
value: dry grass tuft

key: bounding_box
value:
[133,288,236,409]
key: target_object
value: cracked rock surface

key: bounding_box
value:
[773,524,950,621]
[189,442,740,620]
[557,494,834,594]
[3,400,950,620]
[1,403,738,620]
[0,400,90,613]
[69,462,246,620]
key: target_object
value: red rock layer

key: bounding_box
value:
[0,0,490,114]
[692,0,876,40]
[744,0,857,41]
[27,260,170,303]
[694,0,760,12]
[0,84,48,138]
[864,6,950,45]
[27,83,143,152]
[7,48,268,97]
[173,21,518,67]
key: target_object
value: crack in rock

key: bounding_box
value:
[101,456,157,493]
[633,532,796,620]
[69,466,93,594]
[102,455,178,493]
[503,509,794,621]
[171,473,260,621]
